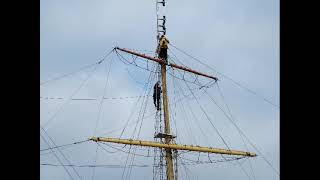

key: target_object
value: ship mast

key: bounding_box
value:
[156,1,175,179]
[90,1,256,180]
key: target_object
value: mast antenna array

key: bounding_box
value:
[156,0,166,38]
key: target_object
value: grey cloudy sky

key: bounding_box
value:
[40,0,279,180]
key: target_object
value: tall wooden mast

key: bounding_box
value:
[160,61,175,180]
[89,1,256,179]
[156,0,174,173]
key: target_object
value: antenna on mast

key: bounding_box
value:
[156,0,166,41]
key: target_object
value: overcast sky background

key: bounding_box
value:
[40,0,279,180]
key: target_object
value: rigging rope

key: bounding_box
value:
[41,154,248,169]
[172,73,211,146]
[91,143,99,180]
[169,43,279,108]
[126,65,157,180]
[216,83,257,180]
[42,60,100,129]
[40,95,151,101]
[93,58,114,136]
[40,126,82,180]
[115,49,158,73]
[170,54,279,176]
[180,72,231,151]
[40,133,75,180]
[40,140,89,152]
[40,49,114,86]
[201,88,279,176]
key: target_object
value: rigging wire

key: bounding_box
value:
[169,43,279,108]
[40,95,151,101]
[178,154,252,179]
[195,82,256,180]
[91,143,99,180]
[115,49,158,73]
[100,142,152,158]
[121,145,133,180]
[134,66,156,140]
[40,64,96,86]
[180,73,231,151]
[127,65,157,180]
[40,155,246,169]
[168,66,211,145]
[168,62,256,180]
[40,141,88,156]
[169,56,258,180]
[98,111,156,137]
[40,133,75,180]
[118,93,146,138]
[118,65,155,139]
[128,68,155,140]
[40,126,82,180]
[174,68,256,180]
[166,68,204,86]
[41,60,101,129]
[97,142,125,154]
[216,83,257,180]
[179,158,192,180]
[40,140,89,152]
[168,49,217,88]
[201,88,279,176]
[132,70,156,179]
[40,49,114,86]
[125,67,149,87]
[168,49,260,179]
[174,87,198,144]
[41,163,152,168]
[170,67,256,180]
[40,86,200,102]
[115,68,155,180]
[169,58,252,180]
[170,69,179,141]
[93,57,114,136]
[41,156,247,168]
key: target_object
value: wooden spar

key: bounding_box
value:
[115,47,218,81]
[168,63,217,81]
[115,47,165,64]
[89,137,257,157]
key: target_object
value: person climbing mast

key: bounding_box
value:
[157,35,169,62]
[153,81,162,111]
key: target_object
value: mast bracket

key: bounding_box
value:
[154,133,176,139]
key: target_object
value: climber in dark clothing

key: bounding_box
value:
[153,81,162,111]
